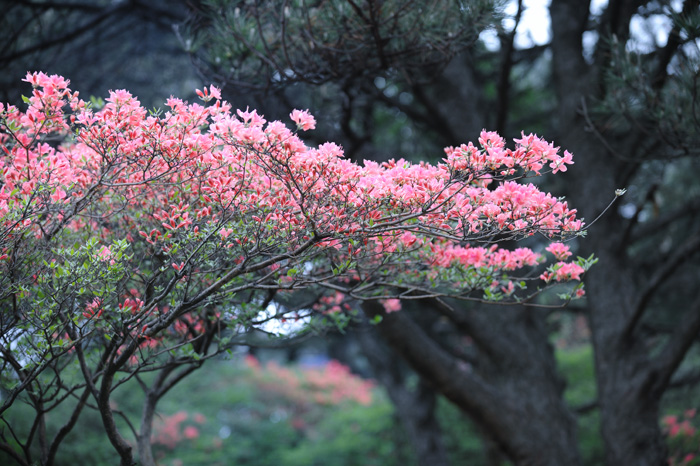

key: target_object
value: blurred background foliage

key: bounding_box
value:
[0,350,487,465]
[6,336,693,465]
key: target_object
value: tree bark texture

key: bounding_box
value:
[364,301,582,466]
[549,0,690,463]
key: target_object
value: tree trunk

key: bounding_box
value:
[138,392,158,466]
[549,1,672,463]
[364,301,582,466]
[582,226,668,465]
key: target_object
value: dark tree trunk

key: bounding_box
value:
[549,1,677,463]
[364,301,582,466]
[587,241,668,465]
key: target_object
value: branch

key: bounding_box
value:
[0,440,30,466]
[495,0,523,134]
[131,0,186,25]
[628,197,700,243]
[669,367,700,389]
[618,183,660,248]
[362,301,523,460]
[623,231,700,339]
[97,361,134,466]
[511,44,550,65]
[602,0,648,41]
[647,293,700,396]
[0,2,131,66]
[410,84,462,144]
[1,0,184,67]
[12,0,104,12]
[428,298,501,362]
[46,387,91,466]
[572,399,598,415]
[355,324,450,466]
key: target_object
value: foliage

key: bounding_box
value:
[0,0,196,110]
[663,409,700,466]
[188,0,499,88]
[0,356,415,466]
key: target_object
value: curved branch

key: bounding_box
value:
[623,231,700,339]
[361,300,523,460]
[629,196,700,244]
[46,387,91,466]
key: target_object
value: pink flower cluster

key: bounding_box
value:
[663,409,699,466]
[381,298,401,313]
[245,356,374,406]
[430,243,542,271]
[290,109,316,131]
[0,71,591,341]
[540,262,585,283]
[151,411,206,450]
[444,130,574,177]
[546,242,573,260]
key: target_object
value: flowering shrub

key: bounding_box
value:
[0,72,593,465]
[0,72,593,387]
[664,409,700,465]
[152,411,206,450]
[245,355,374,408]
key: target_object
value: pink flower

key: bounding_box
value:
[245,354,261,370]
[195,85,221,102]
[290,109,316,131]
[546,242,572,260]
[381,299,401,313]
[208,85,221,100]
[479,130,505,149]
[183,426,199,440]
[400,231,418,247]
[97,246,117,265]
[51,187,67,203]
[679,420,696,436]
[670,423,681,437]
[554,262,585,281]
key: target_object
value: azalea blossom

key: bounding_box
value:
[289,109,316,131]
[546,242,573,261]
